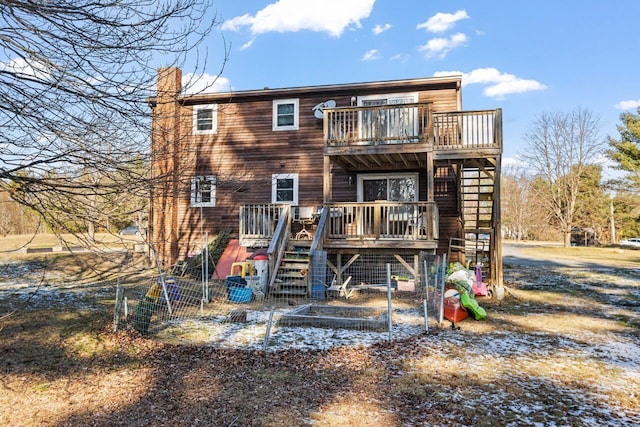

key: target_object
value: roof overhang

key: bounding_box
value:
[147,74,463,106]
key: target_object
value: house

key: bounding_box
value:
[148,67,504,297]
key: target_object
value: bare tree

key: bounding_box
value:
[0,0,223,242]
[523,108,605,247]
[502,167,532,240]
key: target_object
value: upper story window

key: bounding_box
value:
[272,99,299,131]
[193,104,217,135]
[272,173,298,205]
[191,175,216,207]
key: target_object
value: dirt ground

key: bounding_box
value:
[1,243,639,426]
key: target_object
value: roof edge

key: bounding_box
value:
[174,74,463,104]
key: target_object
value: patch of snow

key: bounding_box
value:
[159,306,429,351]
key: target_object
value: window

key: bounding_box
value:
[272,173,299,205]
[193,104,217,134]
[191,175,216,207]
[357,173,418,202]
[272,99,299,131]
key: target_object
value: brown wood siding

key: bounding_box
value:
[152,70,465,261]
[176,97,328,250]
[434,165,460,256]
[418,88,459,112]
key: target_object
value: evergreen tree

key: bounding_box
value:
[607,107,640,190]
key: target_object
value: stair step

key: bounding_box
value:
[275,285,307,292]
[270,280,309,297]
[278,273,308,281]
[284,251,309,257]
[462,206,492,212]
[279,267,309,275]
[281,258,310,265]
[462,193,493,200]
[274,246,311,298]
[270,288,308,297]
[282,259,310,266]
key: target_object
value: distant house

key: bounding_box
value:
[148,67,504,295]
[570,227,598,246]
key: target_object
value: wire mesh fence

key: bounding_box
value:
[114,248,459,350]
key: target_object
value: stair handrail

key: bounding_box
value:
[308,207,328,257]
[306,207,329,293]
[266,205,291,292]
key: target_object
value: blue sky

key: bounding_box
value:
[184,0,640,175]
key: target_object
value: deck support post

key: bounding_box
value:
[492,153,504,299]
[323,155,331,204]
[426,151,434,203]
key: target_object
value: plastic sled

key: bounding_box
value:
[460,291,487,320]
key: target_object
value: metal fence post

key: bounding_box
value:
[438,254,447,325]
[387,263,392,341]
[264,306,276,351]
[423,259,429,333]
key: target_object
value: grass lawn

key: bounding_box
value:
[0,238,639,426]
[0,232,142,251]
[508,240,640,268]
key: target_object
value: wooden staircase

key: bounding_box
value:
[461,163,495,233]
[457,161,496,277]
[269,249,311,298]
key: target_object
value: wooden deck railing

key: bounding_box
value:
[323,202,438,241]
[239,204,284,240]
[239,202,438,244]
[433,109,501,150]
[324,105,501,151]
[325,102,432,146]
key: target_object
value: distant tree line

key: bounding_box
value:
[0,191,41,235]
[502,107,640,245]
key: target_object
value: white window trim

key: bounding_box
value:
[191,175,216,207]
[357,92,418,106]
[356,172,419,202]
[272,99,299,131]
[271,173,299,206]
[193,104,218,135]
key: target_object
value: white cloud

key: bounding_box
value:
[434,67,547,98]
[241,38,255,50]
[0,57,51,80]
[362,49,381,61]
[182,73,231,94]
[417,10,469,33]
[221,0,375,38]
[418,32,467,59]
[390,53,410,63]
[372,23,391,35]
[615,99,640,110]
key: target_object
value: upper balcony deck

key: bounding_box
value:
[323,103,502,169]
